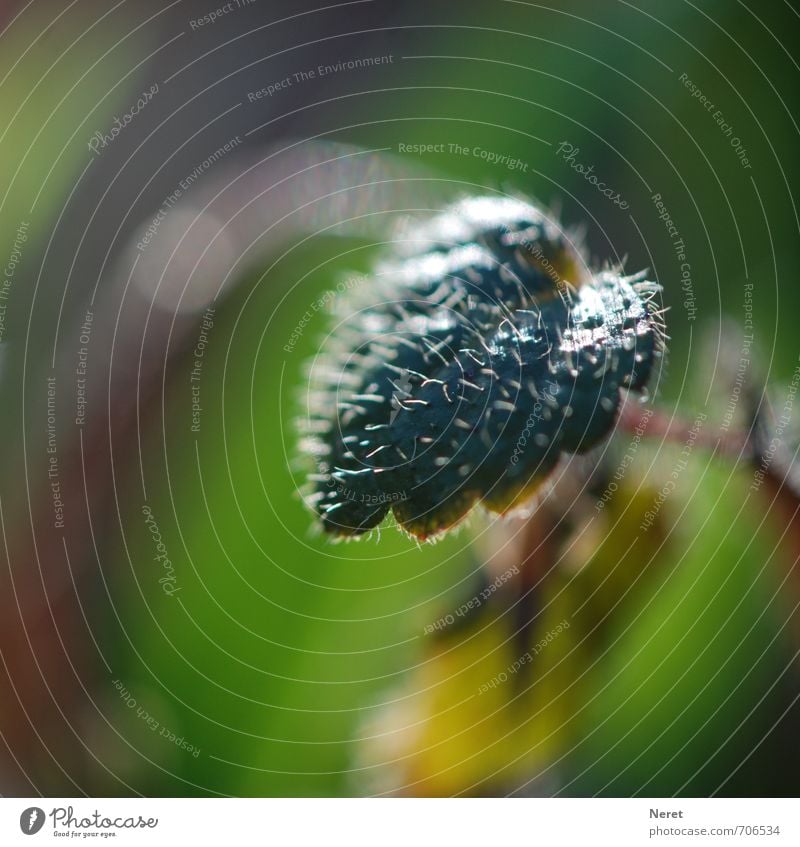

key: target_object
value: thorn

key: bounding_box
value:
[494,400,517,412]
[460,348,486,367]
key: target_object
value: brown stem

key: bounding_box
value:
[617,402,750,459]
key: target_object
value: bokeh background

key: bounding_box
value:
[0,0,799,796]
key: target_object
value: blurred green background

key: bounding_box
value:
[0,0,798,796]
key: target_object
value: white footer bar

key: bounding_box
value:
[1,797,797,846]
